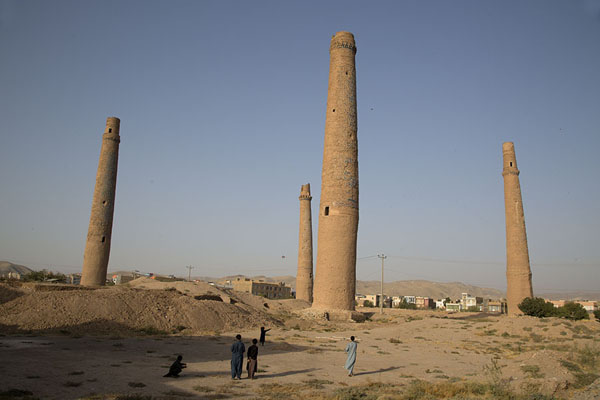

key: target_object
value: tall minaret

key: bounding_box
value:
[313,32,359,311]
[502,142,533,314]
[81,117,121,286]
[296,183,314,303]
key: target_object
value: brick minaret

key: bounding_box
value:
[296,183,314,303]
[313,32,359,311]
[81,117,121,286]
[502,142,533,314]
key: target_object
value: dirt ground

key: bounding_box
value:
[1,281,599,399]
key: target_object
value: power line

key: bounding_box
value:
[384,255,598,268]
[378,254,387,314]
[186,265,194,282]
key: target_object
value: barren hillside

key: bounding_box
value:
[0,261,34,276]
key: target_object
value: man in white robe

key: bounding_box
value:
[345,336,357,376]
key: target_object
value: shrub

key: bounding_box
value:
[22,269,66,283]
[593,309,600,322]
[136,326,168,335]
[397,299,417,309]
[518,297,556,317]
[363,300,374,307]
[556,302,589,321]
[521,364,544,379]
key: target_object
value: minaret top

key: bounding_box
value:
[330,31,356,54]
[502,141,519,176]
[105,117,120,135]
[299,183,312,200]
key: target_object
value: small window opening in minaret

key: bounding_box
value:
[101,236,106,243]
[324,206,330,216]
[332,109,335,112]
[102,200,107,206]
[345,71,348,75]
[109,128,112,133]
[510,162,513,167]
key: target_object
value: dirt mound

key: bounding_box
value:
[127,277,234,303]
[0,282,281,335]
[126,277,310,313]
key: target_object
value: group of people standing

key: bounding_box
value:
[231,328,358,379]
[164,327,358,380]
[230,326,271,380]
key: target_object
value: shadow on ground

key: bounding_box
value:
[354,366,401,376]
[0,284,24,305]
[0,321,315,399]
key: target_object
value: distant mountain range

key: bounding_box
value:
[0,261,34,276]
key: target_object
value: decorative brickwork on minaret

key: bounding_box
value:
[312,32,359,312]
[502,142,534,314]
[296,183,314,303]
[81,117,121,286]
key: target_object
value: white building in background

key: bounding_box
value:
[461,293,483,311]
[391,296,403,307]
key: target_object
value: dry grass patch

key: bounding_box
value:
[62,381,82,387]
[559,343,600,389]
[257,383,306,398]
[302,379,334,389]
[257,380,335,399]
[193,385,213,393]
[520,364,544,379]
[161,390,195,397]
[0,389,38,400]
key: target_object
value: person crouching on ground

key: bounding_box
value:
[164,355,186,378]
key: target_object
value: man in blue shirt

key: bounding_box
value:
[231,334,245,379]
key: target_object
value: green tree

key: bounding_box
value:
[594,309,600,322]
[363,300,374,308]
[22,269,66,283]
[397,299,417,310]
[555,302,589,321]
[518,297,556,317]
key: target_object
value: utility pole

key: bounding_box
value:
[186,265,194,282]
[378,254,386,314]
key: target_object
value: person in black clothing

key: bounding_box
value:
[247,338,259,379]
[259,326,271,346]
[163,355,187,377]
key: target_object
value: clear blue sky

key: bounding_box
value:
[1,0,599,292]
